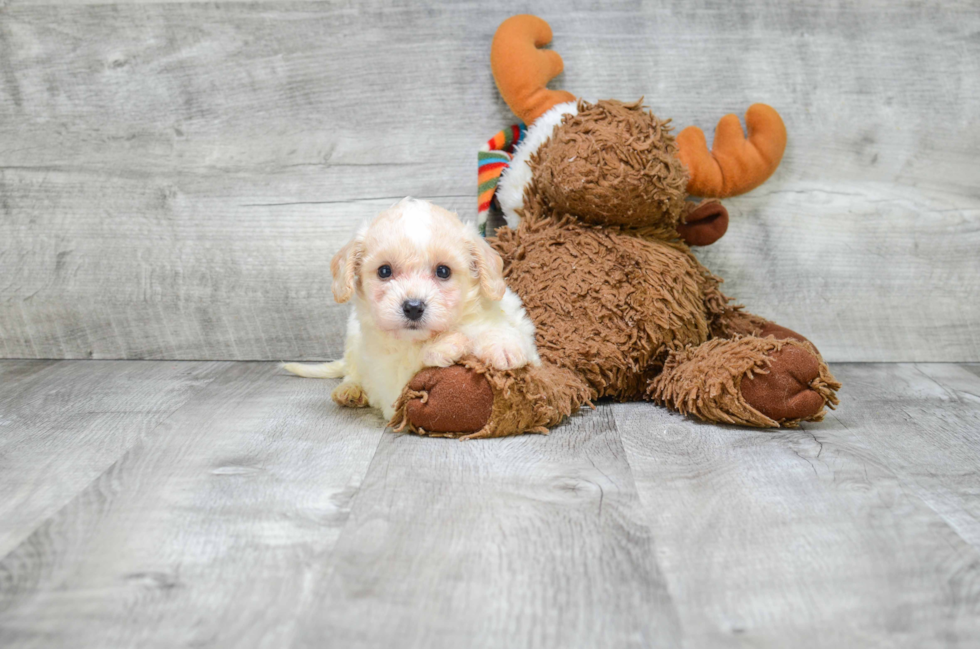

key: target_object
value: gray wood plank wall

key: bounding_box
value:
[1,0,977,362]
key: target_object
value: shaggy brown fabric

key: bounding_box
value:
[391,357,592,440]
[397,90,838,435]
[649,336,840,428]
[757,321,822,355]
[490,214,717,399]
[708,312,824,354]
[707,302,770,340]
[530,100,689,229]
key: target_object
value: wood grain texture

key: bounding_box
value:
[0,360,224,558]
[294,407,681,649]
[0,1,978,362]
[614,364,980,648]
[0,361,385,648]
[838,363,980,550]
[1,359,980,647]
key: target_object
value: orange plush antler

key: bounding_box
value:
[677,104,787,198]
[491,15,576,125]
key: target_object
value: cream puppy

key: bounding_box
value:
[283,198,540,420]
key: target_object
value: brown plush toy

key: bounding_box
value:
[390,15,840,439]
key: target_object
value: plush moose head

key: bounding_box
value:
[487,15,787,246]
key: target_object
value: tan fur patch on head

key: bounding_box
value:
[354,197,482,339]
[527,99,689,229]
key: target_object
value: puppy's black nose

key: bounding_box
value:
[402,299,425,321]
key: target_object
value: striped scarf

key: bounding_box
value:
[477,123,526,234]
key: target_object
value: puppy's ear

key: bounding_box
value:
[468,231,506,301]
[331,237,364,303]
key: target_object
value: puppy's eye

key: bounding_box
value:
[377,265,392,279]
[435,265,451,280]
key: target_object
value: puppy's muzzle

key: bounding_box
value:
[402,299,426,322]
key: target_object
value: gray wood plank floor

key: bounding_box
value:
[1,0,978,362]
[1,360,978,648]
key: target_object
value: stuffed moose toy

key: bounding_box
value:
[391,15,840,439]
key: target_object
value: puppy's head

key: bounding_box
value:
[332,198,506,341]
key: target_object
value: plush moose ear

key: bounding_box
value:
[677,201,729,246]
[468,232,506,301]
[330,237,364,303]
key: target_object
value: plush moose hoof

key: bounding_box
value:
[740,344,827,422]
[401,365,494,435]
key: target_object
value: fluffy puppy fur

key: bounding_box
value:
[283,197,540,420]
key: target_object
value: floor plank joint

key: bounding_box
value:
[1,360,978,647]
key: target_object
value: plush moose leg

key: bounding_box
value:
[711,307,822,352]
[390,357,592,440]
[649,335,840,428]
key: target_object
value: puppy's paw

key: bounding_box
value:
[475,336,528,370]
[422,333,471,368]
[332,382,369,408]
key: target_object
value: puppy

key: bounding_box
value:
[283,198,540,420]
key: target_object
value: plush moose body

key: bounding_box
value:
[390,15,840,439]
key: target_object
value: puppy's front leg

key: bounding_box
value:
[472,331,528,370]
[422,332,472,368]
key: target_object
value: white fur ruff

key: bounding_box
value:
[496,101,578,229]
